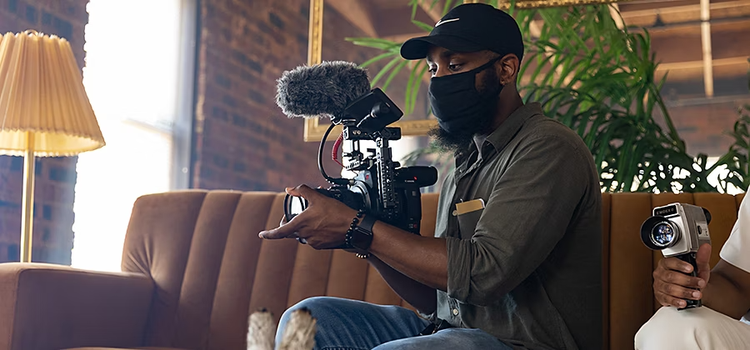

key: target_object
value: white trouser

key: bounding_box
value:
[635,306,750,350]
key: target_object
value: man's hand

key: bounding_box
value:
[259,184,358,249]
[653,243,711,308]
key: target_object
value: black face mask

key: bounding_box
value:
[428,57,504,134]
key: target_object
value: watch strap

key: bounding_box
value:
[357,213,376,236]
[347,213,375,252]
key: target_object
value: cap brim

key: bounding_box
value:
[400,35,486,60]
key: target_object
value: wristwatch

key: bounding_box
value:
[348,213,376,252]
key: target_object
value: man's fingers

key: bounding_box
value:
[653,252,709,310]
[656,292,688,308]
[655,269,704,289]
[660,256,694,274]
[656,280,702,300]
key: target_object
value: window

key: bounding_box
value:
[72,0,196,272]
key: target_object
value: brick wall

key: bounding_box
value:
[667,97,750,156]
[658,76,749,157]
[193,0,402,191]
[0,0,89,264]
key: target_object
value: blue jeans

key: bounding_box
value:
[275,296,513,350]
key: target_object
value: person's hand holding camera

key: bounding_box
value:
[259,184,358,249]
[653,243,712,308]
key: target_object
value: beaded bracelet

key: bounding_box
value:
[345,209,366,246]
[345,209,371,259]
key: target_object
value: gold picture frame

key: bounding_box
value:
[303,0,632,142]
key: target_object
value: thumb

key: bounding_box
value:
[286,184,314,197]
[259,220,298,240]
[696,242,712,282]
[696,243,712,266]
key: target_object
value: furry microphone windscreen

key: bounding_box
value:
[275,61,371,120]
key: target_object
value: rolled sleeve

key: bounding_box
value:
[446,133,592,305]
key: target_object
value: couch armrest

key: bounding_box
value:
[0,263,154,350]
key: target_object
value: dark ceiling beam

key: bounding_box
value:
[419,0,445,23]
[381,32,425,43]
[372,3,435,39]
[326,0,378,37]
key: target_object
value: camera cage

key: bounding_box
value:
[284,88,437,238]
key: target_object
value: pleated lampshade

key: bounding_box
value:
[0,30,105,157]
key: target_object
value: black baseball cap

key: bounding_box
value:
[400,3,524,62]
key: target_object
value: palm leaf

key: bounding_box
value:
[412,19,435,32]
[383,60,409,91]
[371,56,403,88]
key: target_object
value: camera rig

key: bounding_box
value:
[284,88,437,242]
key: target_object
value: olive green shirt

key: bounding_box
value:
[433,103,602,350]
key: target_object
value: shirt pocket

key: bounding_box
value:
[456,208,484,238]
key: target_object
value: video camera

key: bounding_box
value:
[284,88,438,247]
[640,202,712,309]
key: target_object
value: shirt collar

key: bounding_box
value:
[484,102,543,154]
[454,102,544,168]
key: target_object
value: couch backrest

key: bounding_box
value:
[121,190,744,350]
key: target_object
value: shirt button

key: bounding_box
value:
[452,308,459,316]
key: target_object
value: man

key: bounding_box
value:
[260,3,602,349]
[635,193,750,349]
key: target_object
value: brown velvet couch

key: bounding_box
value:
[0,190,744,350]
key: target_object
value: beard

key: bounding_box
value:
[429,68,502,153]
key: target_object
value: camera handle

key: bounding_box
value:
[676,252,702,310]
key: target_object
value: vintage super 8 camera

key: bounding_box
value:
[640,203,712,309]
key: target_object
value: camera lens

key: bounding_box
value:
[640,215,681,251]
[650,222,677,248]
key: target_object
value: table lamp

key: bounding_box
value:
[0,30,105,263]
